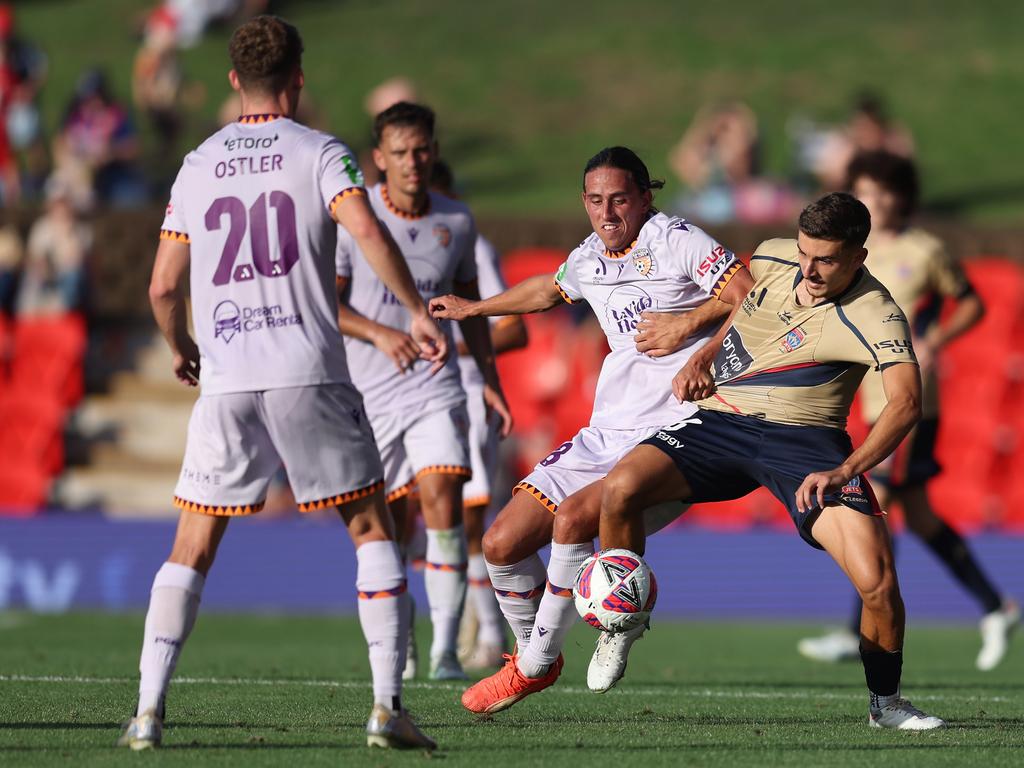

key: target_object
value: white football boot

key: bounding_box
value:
[588,623,646,693]
[117,709,162,750]
[868,696,945,730]
[976,598,1021,671]
[365,703,437,750]
[429,650,468,681]
[797,627,860,663]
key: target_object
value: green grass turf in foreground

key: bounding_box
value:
[1,613,1022,766]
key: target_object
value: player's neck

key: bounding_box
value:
[238,93,292,120]
[383,182,429,217]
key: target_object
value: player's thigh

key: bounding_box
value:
[603,444,694,512]
[483,490,554,565]
[263,383,384,510]
[174,392,281,512]
[897,484,943,538]
[811,503,896,596]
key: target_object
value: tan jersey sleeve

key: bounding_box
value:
[829,288,919,371]
[928,240,975,299]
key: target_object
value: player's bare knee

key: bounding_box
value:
[856,569,901,614]
[553,497,598,544]
[601,468,644,522]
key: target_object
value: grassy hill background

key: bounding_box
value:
[17,0,1024,220]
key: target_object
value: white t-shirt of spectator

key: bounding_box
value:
[554,211,743,430]
[336,183,477,415]
[160,115,365,395]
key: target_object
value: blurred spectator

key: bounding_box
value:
[0,212,23,314]
[15,173,91,316]
[164,0,268,48]
[53,69,148,207]
[0,2,48,204]
[669,101,797,224]
[133,6,184,162]
[790,91,915,192]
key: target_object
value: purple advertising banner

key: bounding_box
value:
[0,516,1019,621]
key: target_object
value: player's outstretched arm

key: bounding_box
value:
[917,291,984,372]
[333,193,448,366]
[149,238,199,386]
[454,279,513,437]
[670,269,753,402]
[430,273,563,321]
[635,265,754,357]
[795,362,922,513]
[335,276,421,374]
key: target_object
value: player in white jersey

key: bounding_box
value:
[430,160,528,670]
[431,147,752,713]
[118,17,441,752]
[335,103,512,682]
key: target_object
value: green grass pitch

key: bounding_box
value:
[1,612,1022,766]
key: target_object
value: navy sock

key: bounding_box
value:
[923,523,1002,614]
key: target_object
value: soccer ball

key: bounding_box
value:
[573,549,657,633]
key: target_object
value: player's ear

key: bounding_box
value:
[372,147,386,174]
[853,246,868,267]
[642,188,653,210]
[228,69,242,93]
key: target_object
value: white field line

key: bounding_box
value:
[0,675,1012,704]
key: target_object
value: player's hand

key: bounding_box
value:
[672,354,715,403]
[409,311,449,375]
[635,311,694,358]
[795,467,851,514]
[371,325,422,374]
[172,342,200,387]
[429,294,475,322]
[482,383,514,438]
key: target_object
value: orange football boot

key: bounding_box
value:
[461,653,564,714]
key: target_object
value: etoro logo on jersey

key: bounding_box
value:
[605,285,654,334]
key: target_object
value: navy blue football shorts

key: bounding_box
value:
[869,417,941,491]
[641,409,882,550]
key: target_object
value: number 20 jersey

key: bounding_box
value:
[160,115,365,395]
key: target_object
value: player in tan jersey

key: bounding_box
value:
[598,193,945,730]
[799,152,1018,670]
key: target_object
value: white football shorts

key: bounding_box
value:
[462,382,501,508]
[173,383,384,515]
[368,402,472,502]
[516,425,687,534]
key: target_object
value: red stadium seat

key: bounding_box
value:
[0,457,52,515]
[0,312,10,384]
[0,390,65,474]
[10,313,87,406]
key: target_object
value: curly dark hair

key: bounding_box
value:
[847,150,920,219]
[228,15,303,95]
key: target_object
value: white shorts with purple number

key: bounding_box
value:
[174,383,383,516]
[515,425,688,533]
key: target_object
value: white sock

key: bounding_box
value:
[137,562,205,716]
[486,554,546,650]
[424,526,467,660]
[518,542,592,678]
[468,553,506,647]
[356,540,409,711]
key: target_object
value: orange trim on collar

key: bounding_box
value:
[381,185,430,220]
[604,239,638,259]
[238,113,283,124]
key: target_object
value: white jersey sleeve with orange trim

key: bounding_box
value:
[160,169,190,242]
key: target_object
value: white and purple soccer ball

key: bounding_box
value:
[573,548,657,633]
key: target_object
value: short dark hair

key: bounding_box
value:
[583,146,665,195]
[373,102,435,146]
[847,150,919,219]
[798,192,871,249]
[228,15,303,95]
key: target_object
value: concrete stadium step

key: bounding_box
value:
[56,464,179,518]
